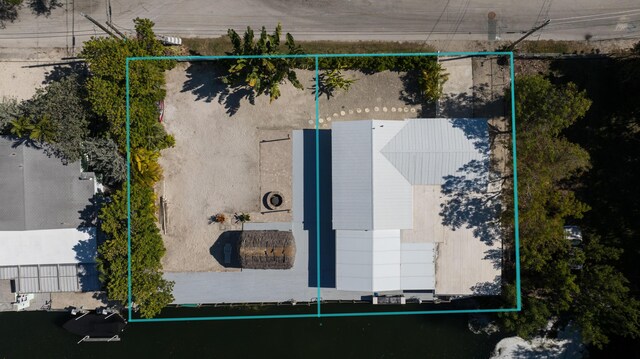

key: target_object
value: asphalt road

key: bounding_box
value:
[0,0,639,52]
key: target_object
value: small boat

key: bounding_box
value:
[63,308,127,343]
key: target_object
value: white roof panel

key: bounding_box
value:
[400,242,435,290]
[371,121,413,230]
[332,121,374,230]
[381,119,488,185]
[0,228,96,266]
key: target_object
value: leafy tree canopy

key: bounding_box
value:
[82,17,175,151]
[224,23,303,102]
[18,73,91,161]
[98,183,174,318]
[500,75,590,338]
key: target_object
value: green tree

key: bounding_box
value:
[9,116,33,138]
[133,147,162,186]
[98,183,174,318]
[572,235,640,348]
[317,66,357,99]
[0,97,21,133]
[28,115,57,143]
[500,75,592,338]
[19,73,92,161]
[84,138,126,187]
[83,18,176,318]
[418,66,449,102]
[82,17,175,151]
[224,24,303,102]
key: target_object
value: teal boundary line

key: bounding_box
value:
[125,58,133,322]
[509,52,522,310]
[128,308,520,323]
[314,55,321,317]
[126,51,511,61]
[125,51,521,321]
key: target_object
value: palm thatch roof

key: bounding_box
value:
[237,230,296,269]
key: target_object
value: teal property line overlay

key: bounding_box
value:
[125,58,133,322]
[128,307,520,323]
[510,52,522,310]
[314,56,322,317]
[125,51,521,321]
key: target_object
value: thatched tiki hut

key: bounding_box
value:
[237,230,296,269]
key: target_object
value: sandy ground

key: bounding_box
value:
[0,62,48,101]
[159,63,316,272]
[0,49,70,101]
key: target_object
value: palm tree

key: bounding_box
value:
[224,23,304,103]
[9,117,34,138]
[133,148,163,186]
[29,116,57,143]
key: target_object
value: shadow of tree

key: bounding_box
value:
[28,0,63,17]
[42,62,88,85]
[438,83,506,119]
[73,226,101,291]
[470,275,501,295]
[73,236,96,263]
[210,230,242,268]
[484,248,503,270]
[77,192,105,230]
[449,118,490,154]
[4,134,40,151]
[181,62,255,116]
[439,158,502,246]
[399,70,426,106]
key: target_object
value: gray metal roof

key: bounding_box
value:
[0,137,96,230]
[381,119,488,185]
[0,263,99,293]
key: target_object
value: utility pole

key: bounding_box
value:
[72,0,75,55]
[106,21,126,39]
[80,12,118,38]
[506,19,551,51]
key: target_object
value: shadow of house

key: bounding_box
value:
[210,230,242,268]
[181,62,255,116]
[302,130,336,288]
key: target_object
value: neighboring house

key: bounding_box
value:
[0,138,99,294]
[331,119,501,296]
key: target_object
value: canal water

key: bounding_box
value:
[0,305,503,358]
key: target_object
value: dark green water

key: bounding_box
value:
[0,306,502,358]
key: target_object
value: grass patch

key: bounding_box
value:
[183,36,436,56]
[517,40,594,54]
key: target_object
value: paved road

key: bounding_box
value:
[1,0,639,52]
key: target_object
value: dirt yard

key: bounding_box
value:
[159,62,421,272]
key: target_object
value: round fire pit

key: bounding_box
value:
[264,191,284,210]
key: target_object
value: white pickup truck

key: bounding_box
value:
[158,35,182,46]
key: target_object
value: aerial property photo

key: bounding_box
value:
[3,1,640,355]
[127,37,517,320]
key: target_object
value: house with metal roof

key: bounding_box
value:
[0,137,100,295]
[332,118,501,296]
